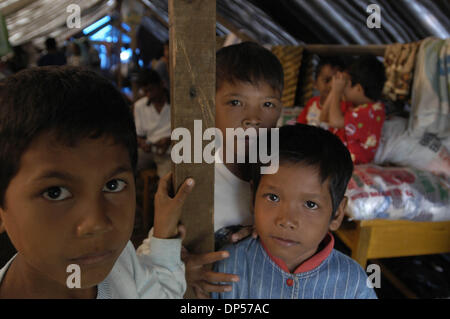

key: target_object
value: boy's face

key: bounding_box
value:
[315,64,338,103]
[343,76,365,105]
[0,132,135,291]
[216,80,282,157]
[254,163,345,272]
[142,82,165,104]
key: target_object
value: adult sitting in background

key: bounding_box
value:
[83,40,101,70]
[67,42,83,67]
[37,38,66,67]
[134,69,171,177]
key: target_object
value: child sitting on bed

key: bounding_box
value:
[297,56,348,127]
[0,66,193,298]
[212,124,377,299]
[321,55,386,164]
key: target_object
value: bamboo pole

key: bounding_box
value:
[302,44,386,56]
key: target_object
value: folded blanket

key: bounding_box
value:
[410,37,450,139]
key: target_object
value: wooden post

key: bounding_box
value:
[168,0,215,255]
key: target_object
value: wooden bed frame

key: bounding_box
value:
[336,217,450,268]
[335,215,450,297]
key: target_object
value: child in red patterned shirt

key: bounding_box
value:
[321,56,386,164]
[297,56,348,127]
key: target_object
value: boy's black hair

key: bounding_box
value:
[252,124,354,216]
[315,56,347,80]
[136,68,162,88]
[0,66,137,207]
[348,55,386,101]
[216,42,284,95]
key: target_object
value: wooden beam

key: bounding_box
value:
[169,0,215,257]
[303,44,386,56]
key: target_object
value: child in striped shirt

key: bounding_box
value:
[213,124,377,299]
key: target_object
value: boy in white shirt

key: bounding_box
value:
[137,42,284,298]
[186,42,284,297]
[0,67,193,298]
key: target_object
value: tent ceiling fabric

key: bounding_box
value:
[1,0,449,47]
[141,0,449,45]
[247,0,449,44]
[2,0,115,46]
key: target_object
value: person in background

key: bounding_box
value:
[67,42,82,67]
[134,69,172,178]
[297,56,348,127]
[154,40,170,92]
[37,38,66,67]
[321,55,386,164]
[83,40,101,70]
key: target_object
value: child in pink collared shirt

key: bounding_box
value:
[213,124,377,299]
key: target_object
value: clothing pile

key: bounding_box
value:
[383,42,421,101]
[409,37,450,139]
[375,38,450,181]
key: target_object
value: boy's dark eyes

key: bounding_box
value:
[304,200,318,210]
[42,179,128,201]
[263,102,276,108]
[42,186,72,201]
[264,193,280,202]
[228,100,241,106]
[103,179,128,193]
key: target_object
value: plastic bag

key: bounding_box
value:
[374,117,450,178]
[346,164,450,221]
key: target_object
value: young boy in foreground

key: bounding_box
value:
[212,124,377,299]
[0,67,193,298]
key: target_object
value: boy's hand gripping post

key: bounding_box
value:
[153,172,195,239]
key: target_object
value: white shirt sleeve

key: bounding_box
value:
[136,236,186,298]
[134,99,146,137]
[100,236,186,299]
